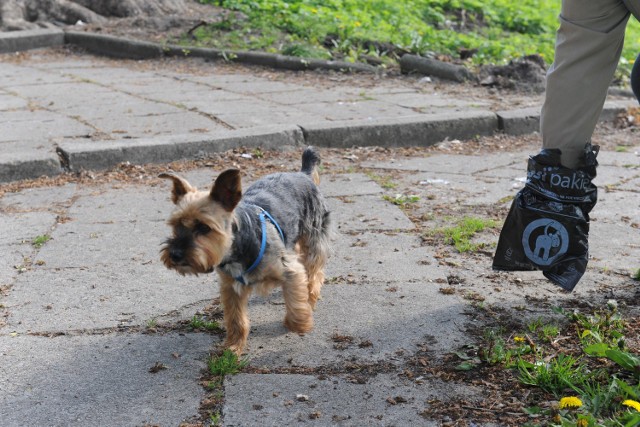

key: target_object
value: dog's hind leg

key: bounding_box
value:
[297,235,328,311]
[281,253,314,333]
[219,273,252,355]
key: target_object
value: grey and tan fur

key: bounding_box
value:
[159,147,331,354]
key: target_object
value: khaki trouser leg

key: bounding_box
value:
[541,0,630,169]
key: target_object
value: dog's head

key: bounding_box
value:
[159,169,242,275]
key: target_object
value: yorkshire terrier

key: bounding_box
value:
[159,147,331,355]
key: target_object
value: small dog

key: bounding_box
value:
[159,147,331,355]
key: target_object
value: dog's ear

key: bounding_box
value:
[158,172,196,204]
[210,169,242,212]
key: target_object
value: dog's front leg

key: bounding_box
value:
[218,273,252,355]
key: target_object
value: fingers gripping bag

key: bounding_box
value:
[492,144,599,291]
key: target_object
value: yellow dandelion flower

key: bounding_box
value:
[576,418,588,427]
[559,396,583,409]
[311,8,318,14]
[623,399,640,412]
[514,336,525,343]
[354,21,362,27]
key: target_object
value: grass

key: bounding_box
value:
[208,349,248,376]
[366,172,397,189]
[209,411,222,426]
[31,234,51,248]
[527,317,560,343]
[438,216,497,252]
[188,0,640,77]
[455,302,640,426]
[517,353,588,397]
[189,315,222,331]
[383,193,420,206]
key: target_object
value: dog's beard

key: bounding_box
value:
[160,245,216,276]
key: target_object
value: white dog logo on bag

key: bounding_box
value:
[522,219,569,266]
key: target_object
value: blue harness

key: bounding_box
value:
[235,207,284,285]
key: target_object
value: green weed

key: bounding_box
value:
[497,195,514,204]
[527,317,560,343]
[453,301,640,425]
[383,193,420,206]
[189,315,221,332]
[554,305,626,349]
[208,349,248,376]
[439,217,497,252]
[32,235,51,248]
[518,353,588,397]
[209,411,222,426]
[366,172,397,189]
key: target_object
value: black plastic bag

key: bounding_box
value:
[492,145,598,291]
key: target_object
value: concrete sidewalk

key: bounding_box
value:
[1,46,640,426]
[0,47,634,183]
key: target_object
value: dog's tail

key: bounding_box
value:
[301,146,321,185]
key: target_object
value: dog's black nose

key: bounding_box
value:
[169,248,184,263]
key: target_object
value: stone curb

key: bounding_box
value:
[496,100,633,136]
[56,125,306,173]
[64,31,164,60]
[63,31,378,73]
[301,111,497,148]
[0,154,62,183]
[0,29,379,73]
[162,44,378,73]
[0,28,65,53]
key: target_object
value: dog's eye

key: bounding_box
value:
[194,222,211,235]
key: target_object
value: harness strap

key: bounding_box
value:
[235,207,284,285]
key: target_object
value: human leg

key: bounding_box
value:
[493,0,630,291]
[541,0,629,168]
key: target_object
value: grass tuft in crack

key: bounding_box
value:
[32,234,51,248]
[383,193,419,206]
[189,315,222,331]
[437,216,497,252]
[208,349,248,376]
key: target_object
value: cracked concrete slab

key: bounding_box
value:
[223,373,481,426]
[409,172,517,206]
[0,93,29,110]
[327,231,444,283]
[0,110,93,143]
[327,194,415,232]
[5,262,214,333]
[0,211,58,245]
[235,279,466,367]
[0,333,213,427]
[321,173,384,197]
[0,184,77,210]
[363,152,522,174]
[590,221,640,273]
[592,190,640,221]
